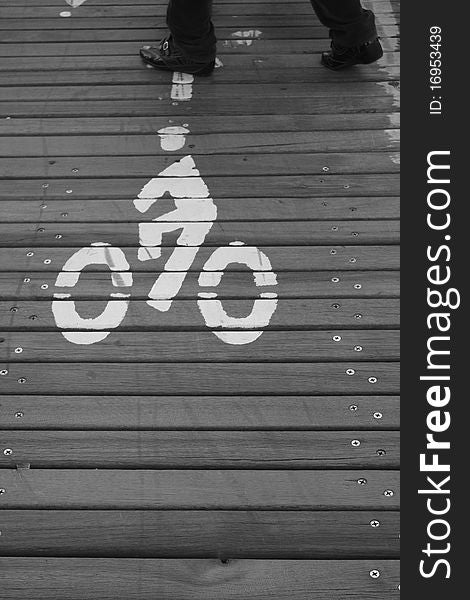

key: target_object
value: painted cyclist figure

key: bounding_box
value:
[140,0,383,74]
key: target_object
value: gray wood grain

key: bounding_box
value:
[0,558,400,600]
[0,510,399,558]
[0,469,400,509]
[0,395,399,430]
[0,430,399,468]
[0,246,401,272]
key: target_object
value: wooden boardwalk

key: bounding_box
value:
[0,0,400,597]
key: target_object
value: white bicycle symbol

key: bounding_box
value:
[52,126,279,346]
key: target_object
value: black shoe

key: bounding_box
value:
[321,37,383,70]
[140,36,215,75]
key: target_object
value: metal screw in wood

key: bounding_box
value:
[17,378,26,384]
[354,345,363,352]
[354,313,362,319]
[357,478,367,485]
[14,348,23,354]
[369,570,380,579]
[370,520,380,528]
[376,449,386,456]
[351,439,361,447]
[15,412,24,419]
[23,278,31,283]
[384,490,394,497]
[346,369,355,376]
[373,411,382,419]
[331,277,340,283]
[0,370,8,376]
[349,405,358,411]
[3,449,12,456]
[332,335,341,342]
[354,284,362,289]
[369,377,378,384]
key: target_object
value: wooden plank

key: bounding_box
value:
[0,299,400,330]
[0,0,399,6]
[0,510,400,558]
[0,132,399,155]
[0,53,399,72]
[0,362,399,394]
[0,558,400,600]
[0,39,400,57]
[0,271,400,300]
[0,26,399,43]
[0,4,400,18]
[0,222,400,247]
[0,246,401,271]
[0,331,400,362]
[0,198,400,222]
[0,114,400,135]
[0,175,400,198]
[0,154,399,177]
[0,430,399,468]
[0,81,398,100]
[0,15,399,30]
[0,469,400,508]
[0,65,400,85]
[0,395,400,430]
[0,96,399,116]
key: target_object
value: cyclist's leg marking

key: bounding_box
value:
[197,243,278,345]
[171,73,194,102]
[134,155,216,311]
[52,243,132,345]
[65,0,89,6]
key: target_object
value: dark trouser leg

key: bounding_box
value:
[167,0,216,60]
[310,0,377,47]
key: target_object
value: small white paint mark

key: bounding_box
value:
[260,292,278,299]
[59,11,72,17]
[212,331,264,345]
[65,0,89,6]
[229,241,245,246]
[226,29,263,47]
[198,292,218,299]
[254,272,278,286]
[157,125,190,151]
[171,72,194,102]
